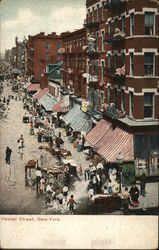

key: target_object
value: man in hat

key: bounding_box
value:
[5,147,12,164]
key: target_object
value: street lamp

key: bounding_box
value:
[116,152,123,192]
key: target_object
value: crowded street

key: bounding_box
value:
[0,81,158,215]
[1,1,159,249]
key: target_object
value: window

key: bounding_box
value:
[145,12,154,35]
[88,9,90,23]
[57,42,60,50]
[102,2,104,21]
[96,60,99,77]
[96,32,99,51]
[122,53,125,65]
[92,7,95,22]
[101,61,104,81]
[82,60,85,70]
[101,31,105,51]
[97,4,99,22]
[46,52,49,60]
[108,54,111,68]
[107,86,111,105]
[114,18,118,29]
[122,16,126,33]
[101,92,104,107]
[83,38,85,46]
[121,89,125,111]
[46,42,50,50]
[87,61,90,73]
[114,54,118,68]
[108,21,111,35]
[130,52,134,75]
[114,88,118,108]
[144,93,154,118]
[129,91,133,117]
[144,53,154,76]
[130,13,134,36]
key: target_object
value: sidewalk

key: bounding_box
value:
[130,182,158,210]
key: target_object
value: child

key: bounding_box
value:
[67,195,77,214]
[107,179,113,194]
[103,186,109,195]
[40,178,45,194]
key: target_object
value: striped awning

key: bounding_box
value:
[62,104,81,124]
[97,127,134,163]
[53,95,69,113]
[53,99,68,113]
[27,84,40,92]
[34,88,49,100]
[70,110,92,133]
[85,119,111,147]
[39,94,57,111]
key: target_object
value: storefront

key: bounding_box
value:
[134,133,159,175]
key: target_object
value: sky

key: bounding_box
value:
[0,0,86,54]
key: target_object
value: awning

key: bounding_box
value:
[34,88,49,100]
[97,127,134,163]
[85,119,112,147]
[53,99,67,113]
[33,89,41,98]
[62,104,81,125]
[53,95,69,113]
[27,84,40,92]
[70,110,92,133]
[39,94,57,111]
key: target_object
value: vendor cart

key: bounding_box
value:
[25,160,38,186]
[91,194,122,211]
[23,115,29,123]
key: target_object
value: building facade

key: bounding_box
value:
[62,0,159,175]
[10,47,16,68]
[85,0,159,174]
[61,29,87,105]
[26,32,62,89]
[15,36,27,74]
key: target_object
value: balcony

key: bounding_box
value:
[86,50,99,57]
[86,21,99,29]
[104,103,125,119]
[104,29,125,44]
[89,75,99,84]
[105,65,126,83]
[85,34,99,57]
[104,0,127,9]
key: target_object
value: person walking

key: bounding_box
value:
[63,185,69,202]
[79,164,83,176]
[19,135,24,148]
[7,98,10,106]
[84,167,90,181]
[30,121,34,135]
[129,183,139,207]
[122,187,130,215]
[5,147,12,164]
[67,195,77,215]
[140,173,146,197]
[37,127,42,142]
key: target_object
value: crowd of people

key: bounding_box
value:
[2,78,148,215]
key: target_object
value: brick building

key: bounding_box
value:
[26,32,62,89]
[60,0,158,175]
[61,29,87,106]
[10,47,16,68]
[15,36,27,74]
[84,0,159,174]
